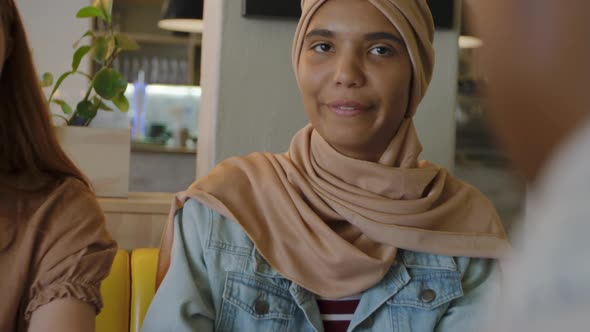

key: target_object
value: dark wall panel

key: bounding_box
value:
[243,0,456,30]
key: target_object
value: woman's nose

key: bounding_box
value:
[332,52,366,88]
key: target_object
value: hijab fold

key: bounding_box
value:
[164,0,510,298]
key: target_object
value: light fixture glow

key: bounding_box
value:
[125,84,201,97]
[158,19,203,33]
[459,36,483,49]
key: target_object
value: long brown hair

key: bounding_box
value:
[0,0,90,188]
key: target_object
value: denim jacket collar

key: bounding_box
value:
[250,247,457,331]
[349,259,412,330]
[400,250,458,271]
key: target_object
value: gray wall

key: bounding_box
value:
[129,151,196,192]
[17,0,90,119]
[214,10,304,163]
[414,2,461,171]
[197,0,305,178]
[197,0,461,177]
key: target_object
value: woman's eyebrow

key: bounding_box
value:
[305,29,403,46]
[305,29,334,39]
[365,32,404,45]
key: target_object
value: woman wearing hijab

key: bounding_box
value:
[0,1,116,331]
[142,0,510,331]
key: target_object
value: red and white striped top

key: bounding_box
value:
[317,294,361,332]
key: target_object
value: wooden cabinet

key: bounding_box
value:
[98,192,174,249]
[92,0,202,86]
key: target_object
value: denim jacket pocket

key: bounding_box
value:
[386,271,464,331]
[216,272,296,332]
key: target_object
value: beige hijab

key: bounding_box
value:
[161,0,510,298]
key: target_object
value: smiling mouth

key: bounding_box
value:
[326,101,373,117]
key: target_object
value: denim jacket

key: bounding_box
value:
[142,199,499,332]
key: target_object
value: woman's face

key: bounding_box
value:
[298,0,412,162]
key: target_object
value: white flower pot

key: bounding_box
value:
[55,126,130,198]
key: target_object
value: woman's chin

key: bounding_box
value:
[321,134,378,161]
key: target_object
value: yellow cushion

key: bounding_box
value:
[130,248,159,332]
[96,249,130,332]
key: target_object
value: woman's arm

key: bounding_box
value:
[28,299,95,332]
[23,180,116,329]
[434,258,501,332]
[142,200,216,332]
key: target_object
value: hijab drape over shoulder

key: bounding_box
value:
[163,0,510,298]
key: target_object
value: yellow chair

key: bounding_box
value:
[96,249,130,332]
[130,248,159,332]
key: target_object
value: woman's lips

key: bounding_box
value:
[326,100,372,117]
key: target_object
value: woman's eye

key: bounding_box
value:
[370,46,394,56]
[312,43,333,53]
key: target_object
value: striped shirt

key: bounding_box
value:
[317,294,361,332]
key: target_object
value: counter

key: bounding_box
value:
[131,141,196,155]
[129,144,197,193]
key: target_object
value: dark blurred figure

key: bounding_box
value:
[469,0,590,330]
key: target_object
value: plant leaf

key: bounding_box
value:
[76,100,97,119]
[49,71,73,101]
[93,36,109,64]
[112,92,129,112]
[114,33,139,51]
[41,73,54,87]
[72,45,92,71]
[93,68,128,100]
[52,99,73,115]
[93,96,113,111]
[92,0,113,22]
[73,30,94,49]
[76,6,107,21]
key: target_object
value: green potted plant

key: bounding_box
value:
[41,0,139,198]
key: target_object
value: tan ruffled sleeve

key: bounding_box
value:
[23,178,117,321]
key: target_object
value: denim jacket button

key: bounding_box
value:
[254,299,269,315]
[420,289,436,303]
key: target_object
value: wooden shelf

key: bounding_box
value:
[116,0,164,7]
[98,191,174,214]
[93,31,201,46]
[127,32,201,46]
[131,142,196,155]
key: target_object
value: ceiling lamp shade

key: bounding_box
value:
[158,0,204,33]
[459,0,483,49]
